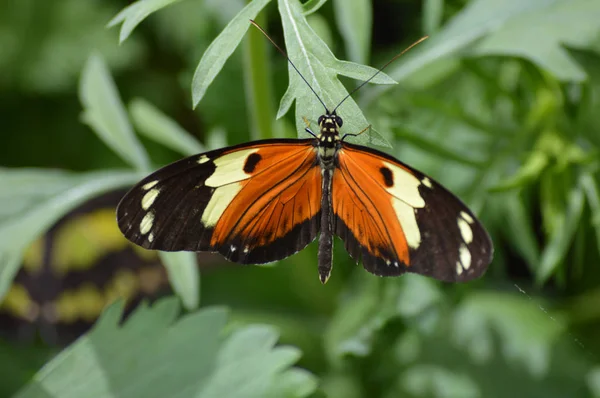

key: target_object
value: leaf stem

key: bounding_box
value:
[243,12,275,139]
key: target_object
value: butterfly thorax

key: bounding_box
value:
[316,112,342,166]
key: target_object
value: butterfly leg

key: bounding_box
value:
[341,124,371,141]
[318,168,334,283]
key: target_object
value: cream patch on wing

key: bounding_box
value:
[205,148,259,187]
[381,161,426,249]
[200,148,261,227]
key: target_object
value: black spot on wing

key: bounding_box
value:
[380,166,394,187]
[243,153,262,173]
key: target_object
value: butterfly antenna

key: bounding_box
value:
[250,19,330,113]
[332,36,428,114]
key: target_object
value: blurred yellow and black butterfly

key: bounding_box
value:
[116,22,493,284]
[0,191,173,345]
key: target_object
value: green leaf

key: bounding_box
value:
[587,367,600,397]
[537,181,586,283]
[79,54,150,171]
[325,276,442,364]
[129,98,205,156]
[423,0,445,35]
[159,252,200,310]
[333,0,372,64]
[453,292,566,377]
[491,151,548,191]
[369,0,600,103]
[108,0,182,43]
[302,0,328,15]
[401,365,480,398]
[15,299,314,398]
[500,194,540,269]
[192,0,272,107]
[0,169,140,302]
[471,0,600,81]
[581,172,600,252]
[277,0,395,147]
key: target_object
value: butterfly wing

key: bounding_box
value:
[117,139,322,264]
[333,142,492,282]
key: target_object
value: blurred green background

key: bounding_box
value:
[1,0,600,397]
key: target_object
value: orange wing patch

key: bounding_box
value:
[333,144,429,274]
[210,143,322,262]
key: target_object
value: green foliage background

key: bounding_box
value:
[1,0,600,396]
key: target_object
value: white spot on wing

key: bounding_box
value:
[141,188,160,211]
[205,148,259,187]
[140,212,154,235]
[148,232,154,243]
[142,180,158,190]
[456,262,463,275]
[422,177,432,188]
[460,211,474,224]
[459,244,472,270]
[231,246,237,252]
[243,246,249,253]
[458,218,473,244]
[198,155,210,164]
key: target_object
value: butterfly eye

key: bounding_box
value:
[335,116,343,127]
[318,116,325,125]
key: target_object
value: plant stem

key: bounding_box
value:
[243,12,275,139]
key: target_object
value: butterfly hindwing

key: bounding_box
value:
[117,139,322,264]
[333,142,492,282]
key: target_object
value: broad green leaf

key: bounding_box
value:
[79,54,150,171]
[401,365,480,398]
[277,0,396,147]
[368,0,600,103]
[16,299,314,398]
[472,0,600,81]
[129,98,205,156]
[325,276,442,364]
[192,0,272,107]
[537,182,586,283]
[159,252,200,310]
[108,0,182,43]
[333,0,371,64]
[501,194,540,269]
[453,292,566,377]
[0,169,140,302]
[587,367,600,397]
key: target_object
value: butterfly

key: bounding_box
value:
[116,24,493,284]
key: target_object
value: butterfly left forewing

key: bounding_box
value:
[333,142,492,282]
[117,139,322,264]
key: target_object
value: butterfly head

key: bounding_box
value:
[317,111,343,145]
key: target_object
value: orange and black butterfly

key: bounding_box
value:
[117,25,493,284]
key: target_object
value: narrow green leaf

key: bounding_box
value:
[159,252,200,310]
[423,0,445,35]
[0,169,140,302]
[108,0,182,43]
[79,54,150,171]
[333,0,372,64]
[277,0,395,147]
[501,194,540,269]
[491,151,549,191]
[129,98,205,156]
[537,182,585,283]
[192,0,272,107]
[393,125,483,168]
[16,300,313,398]
[581,172,600,251]
[302,0,328,15]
